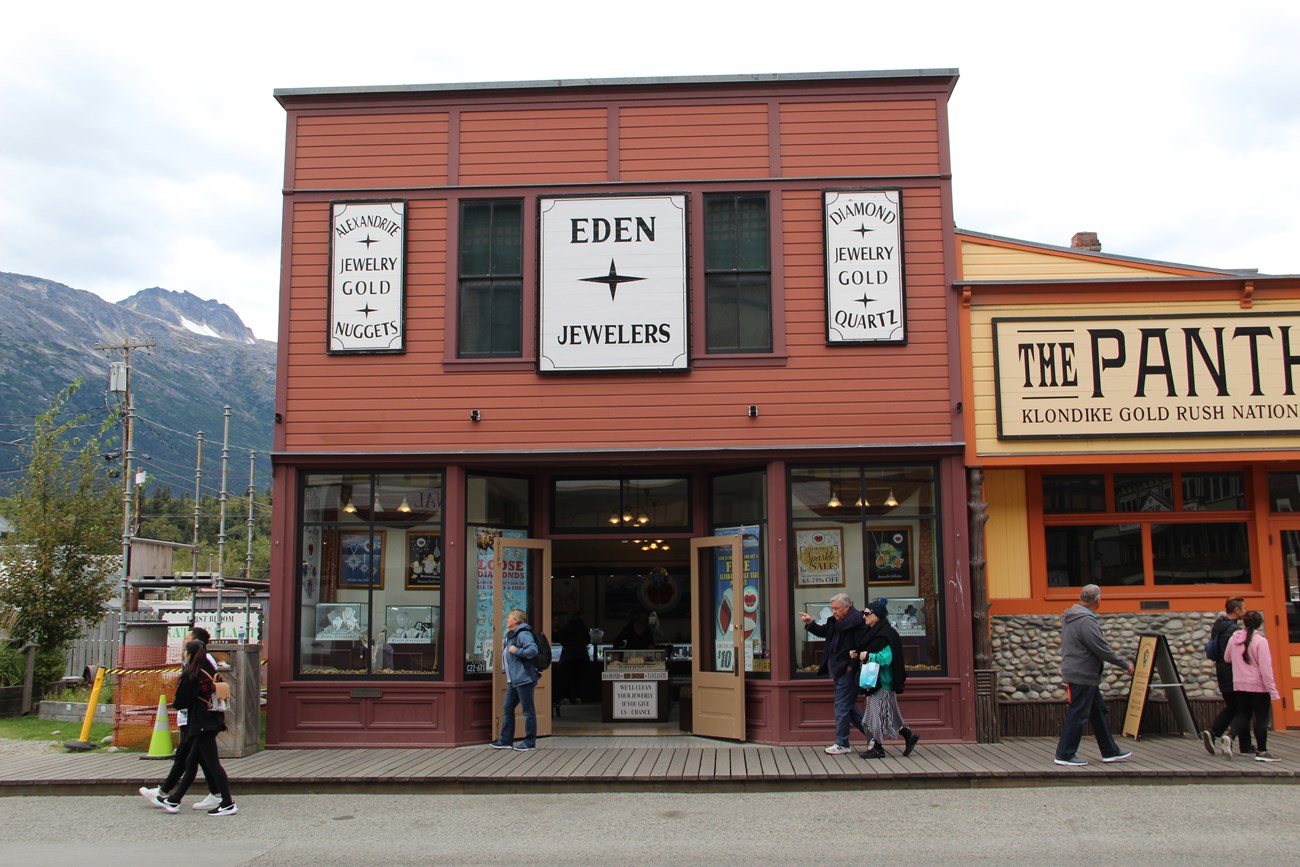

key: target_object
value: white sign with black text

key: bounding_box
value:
[823,189,906,344]
[613,680,659,718]
[329,200,406,353]
[539,195,688,372]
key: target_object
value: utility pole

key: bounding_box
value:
[215,406,231,638]
[96,337,155,661]
[190,431,204,627]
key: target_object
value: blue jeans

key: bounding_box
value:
[499,681,537,747]
[833,668,865,747]
[1055,682,1122,760]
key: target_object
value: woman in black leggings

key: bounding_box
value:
[1223,610,1282,762]
[151,639,239,814]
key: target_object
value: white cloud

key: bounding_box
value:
[3,0,1299,344]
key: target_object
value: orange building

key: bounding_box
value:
[268,71,974,748]
[959,230,1300,733]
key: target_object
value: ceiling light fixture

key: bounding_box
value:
[827,493,842,508]
[343,498,357,514]
[885,489,898,508]
[397,498,411,513]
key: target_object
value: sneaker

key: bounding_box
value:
[154,796,180,814]
[1254,751,1281,762]
[903,732,921,758]
[1054,756,1088,766]
[208,802,238,816]
[1103,750,1133,763]
[824,744,852,755]
[514,743,536,752]
[192,793,222,810]
[1200,730,1215,756]
[1219,735,1233,759]
[139,786,164,807]
[488,740,512,749]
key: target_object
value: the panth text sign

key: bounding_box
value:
[539,195,687,372]
[994,312,1300,439]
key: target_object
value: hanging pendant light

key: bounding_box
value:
[343,498,357,514]
[827,493,842,508]
[373,493,383,512]
[885,489,898,508]
[397,497,411,513]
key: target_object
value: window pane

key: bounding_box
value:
[735,196,770,270]
[466,475,530,526]
[736,272,772,351]
[1152,522,1250,585]
[704,194,771,354]
[1267,472,1300,514]
[1182,472,1245,511]
[1114,473,1173,512]
[1042,474,1106,514]
[459,202,492,275]
[553,479,622,529]
[711,470,767,526]
[1045,524,1143,586]
[789,467,860,519]
[704,196,737,270]
[459,200,522,358]
[489,202,522,274]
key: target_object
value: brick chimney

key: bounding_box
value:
[1071,231,1102,252]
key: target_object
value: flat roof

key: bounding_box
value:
[274,68,960,100]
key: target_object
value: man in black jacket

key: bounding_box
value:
[1202,597,1251,757]
[799,593,868,754]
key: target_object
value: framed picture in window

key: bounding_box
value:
[405,531,442,589]
[314,602,368,641]
[385,605,437,644]
[339,531,385,588]
[795,527,844,587]
[867,527,912,586]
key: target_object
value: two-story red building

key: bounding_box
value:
[267,70,973,748]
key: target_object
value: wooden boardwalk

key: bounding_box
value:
[2,732,1297,795]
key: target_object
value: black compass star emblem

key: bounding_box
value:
[855,294,876,307]
[851,223,875,238]
[579,259,645,300]
[358,235,379,248]
[357,304,377,317]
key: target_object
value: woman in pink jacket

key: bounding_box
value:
[1223,610,1281,762]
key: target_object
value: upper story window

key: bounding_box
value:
[458,200,522,358]
[704,194,771,353]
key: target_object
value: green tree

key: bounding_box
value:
[0,381,120,649]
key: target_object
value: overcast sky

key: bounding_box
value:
[3,1,1297,342]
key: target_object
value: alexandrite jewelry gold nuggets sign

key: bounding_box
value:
[823,189,906,345]
[328,200,406,353]
[539,194,688,372]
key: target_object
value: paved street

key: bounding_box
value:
[3,785,1298,865]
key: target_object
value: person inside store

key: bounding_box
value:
[555,611,591,707]
[615,610,656,650]
[798,592,869,755]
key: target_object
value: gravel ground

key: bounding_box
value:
[0,736,72,756]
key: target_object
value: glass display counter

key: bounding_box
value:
[601,647,670,722]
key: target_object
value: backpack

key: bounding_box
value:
[1204,629,1219,661]
[520,628,553,672]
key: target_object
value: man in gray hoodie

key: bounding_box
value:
[1054,584,1135,766]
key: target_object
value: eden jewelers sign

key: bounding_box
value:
[823,189,905,344]
[329,201,406,353]
[993,312,1300,439]
[539,194,688,372]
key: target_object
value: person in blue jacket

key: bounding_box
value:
[489,608,540,752]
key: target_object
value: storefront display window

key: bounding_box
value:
[464,474,530,676]
[1038,469,1251,589]
[1042,474,1105,514]
[711,470,768,674]
[790,464,944,677]
[297,471,444,677]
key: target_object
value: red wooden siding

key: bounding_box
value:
[619,104,771,180]
[779,101,940,176]
[292,113,449,189]
[459,108,608,185]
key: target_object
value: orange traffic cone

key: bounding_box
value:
[141,694,174,760]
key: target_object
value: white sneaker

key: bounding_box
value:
[824,744,852,755]
[1219,735,1232,759]
[139,786,163,807]
[193,793,222,810]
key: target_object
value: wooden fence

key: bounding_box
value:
[63,610,158,678]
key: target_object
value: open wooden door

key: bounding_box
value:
[491,537,553,740]
[690,534,745,740]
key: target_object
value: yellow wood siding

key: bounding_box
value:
[960,239,1217,280]
[984,468,1031,598]
[968,298,1300,458]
